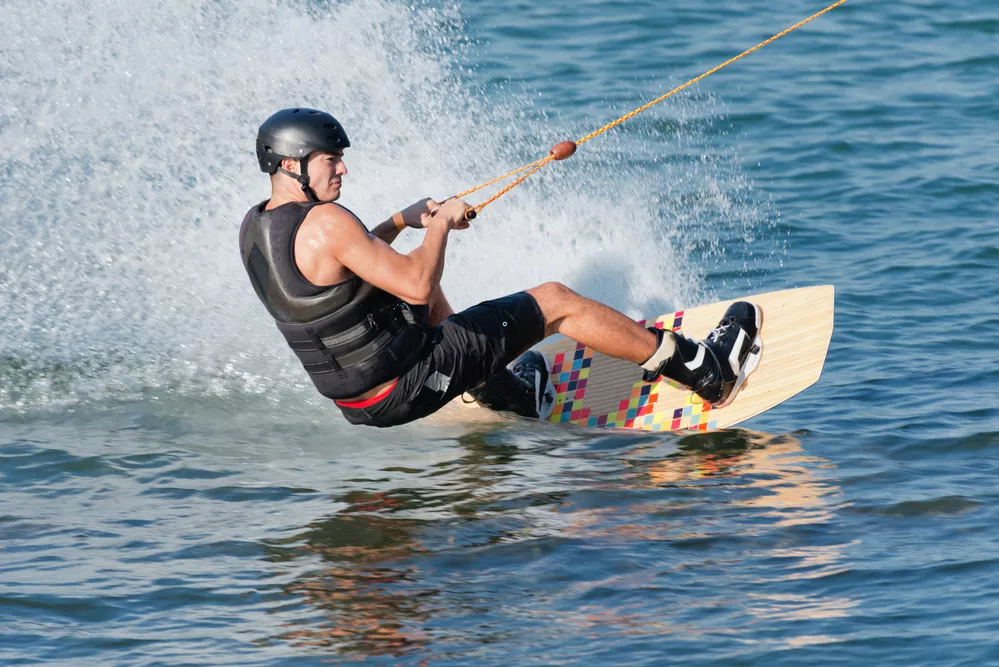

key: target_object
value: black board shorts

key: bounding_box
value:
[336,292,547,427]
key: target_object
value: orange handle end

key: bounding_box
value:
[464,209,477,221]
[550,141,577,160]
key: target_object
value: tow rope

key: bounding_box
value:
[454,0,848,220]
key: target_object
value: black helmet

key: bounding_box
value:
[256,108,351,174]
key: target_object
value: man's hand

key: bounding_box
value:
[425,198,473,231]
[394,198,439,229]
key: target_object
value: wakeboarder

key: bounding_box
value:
[239,108,762,427]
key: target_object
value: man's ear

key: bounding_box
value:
[280,157,299,174]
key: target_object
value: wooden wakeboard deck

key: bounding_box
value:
[439,285,834,432]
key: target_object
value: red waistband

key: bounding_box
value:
[334,380,398,409]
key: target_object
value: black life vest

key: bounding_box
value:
[239,200,430,399]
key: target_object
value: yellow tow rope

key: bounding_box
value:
[454,0,848,220]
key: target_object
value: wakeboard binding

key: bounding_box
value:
[643,301,763,408]
[468,350,556,420]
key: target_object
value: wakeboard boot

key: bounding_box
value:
[468,350,556,420]
[642,301,763,408]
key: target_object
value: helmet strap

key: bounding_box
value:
[278,156,319,203]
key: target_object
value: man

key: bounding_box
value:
[239,108,762,428]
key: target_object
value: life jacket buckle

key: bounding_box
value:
[305,325,348,379]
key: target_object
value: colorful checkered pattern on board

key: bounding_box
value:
[547,343,594,424]
[546,309,718,432]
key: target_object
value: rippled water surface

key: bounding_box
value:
[2,0,999,664]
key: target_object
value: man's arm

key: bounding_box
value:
[296,200,470,305]
[369,214,405,245]
[369,198,438,245]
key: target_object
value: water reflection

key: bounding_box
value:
[264,431,518,657]
[643,431,858,633]
[646,430,841,525]
[265,428,853,658]
[271,497,431,655]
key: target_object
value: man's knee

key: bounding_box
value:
[526,282,577,323]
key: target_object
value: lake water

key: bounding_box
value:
[2,0,998,664]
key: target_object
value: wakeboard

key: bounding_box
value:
[443,285,834,432]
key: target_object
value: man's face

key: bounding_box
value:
[306,149,348,201]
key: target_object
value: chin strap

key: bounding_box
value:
[278,156,318,202]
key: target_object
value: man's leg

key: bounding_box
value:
[437,283,662,418]
[525,282,763,408]
[430,282,657,365]
[525,282,659,363]
[417,286,553,419]
[428,285,455,326]
[336,290,539,428]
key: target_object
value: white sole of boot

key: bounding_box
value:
[714,304,764,409]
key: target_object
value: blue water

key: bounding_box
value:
[2,0,999,664]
